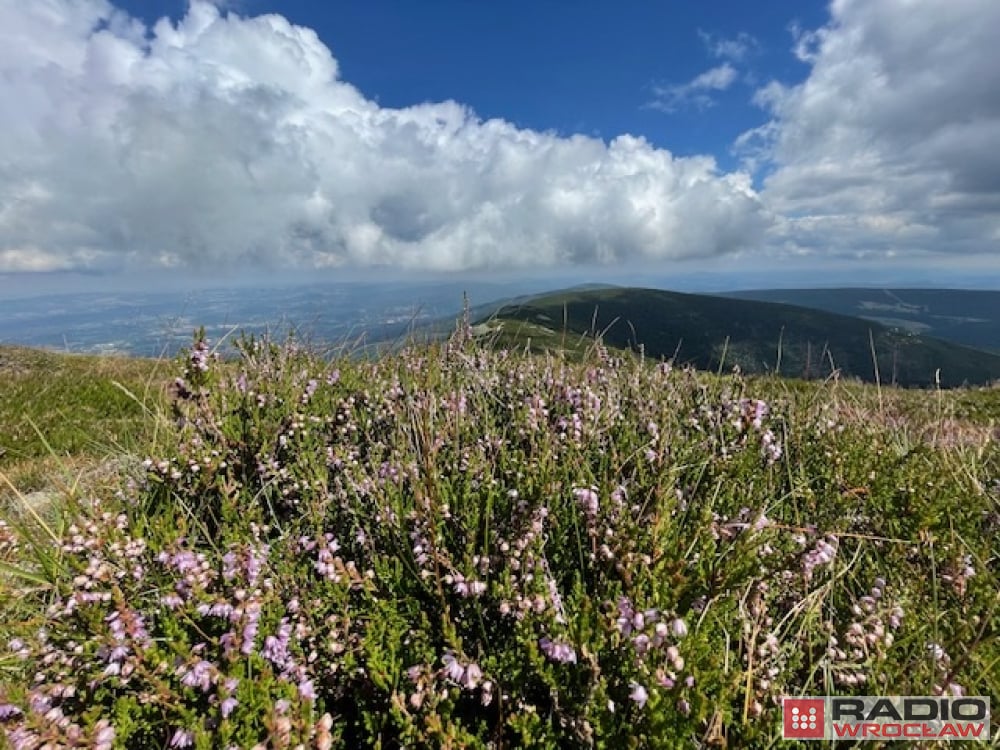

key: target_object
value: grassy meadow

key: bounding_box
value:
[0,346,168,498]
[0,328,998,747]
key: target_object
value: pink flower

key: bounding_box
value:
[220,697,238,718]
[442,652,465,683]
[573,487,599,516]
[93,721,115,750]
[629,682,648,709]
[539,637,577,664]
[298,679,317,701]
[0,703,22,719]
[463,663,483,690]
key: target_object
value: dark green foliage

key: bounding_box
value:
[484,287,1000,386]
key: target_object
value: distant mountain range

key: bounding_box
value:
[720,288,1000,354]
[475,287,1000,387]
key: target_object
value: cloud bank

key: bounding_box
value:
[0,0,767,273]
[743,0,1000,261]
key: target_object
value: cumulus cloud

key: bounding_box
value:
[647,64,739,113]
[741,0,1000,260]
[0,1,767,273]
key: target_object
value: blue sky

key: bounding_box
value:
[0,0,998,291]
[119,1,826,170]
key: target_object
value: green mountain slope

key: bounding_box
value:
[481,287,1000,387]
[720,288,1000,353]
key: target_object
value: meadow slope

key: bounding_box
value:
[0,332,998,747]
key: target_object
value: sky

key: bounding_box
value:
[1,0,999,293]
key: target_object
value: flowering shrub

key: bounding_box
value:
[1,331,997,747]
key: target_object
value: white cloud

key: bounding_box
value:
[699,30,759,63]
[647,63,739,113]
[0,1,768,274]
[742,0,1000,260]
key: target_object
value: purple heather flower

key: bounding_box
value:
[463,663,483,690]
[262,618,292,668]
[170,728,194,748]
[179,660,215,692]
[539,637,577,664]
[629,682,649,709]
[222,552,238,581]
[244,545,268,587]
[299,679,317,701]
[0,703,23,719]
[93,721,115,750]
[889,605,904,629]
[442,652,465,683]
[303,379,319,402]
[469,580,487,596]
[574,486,599,516]
[241,602,262,656]
[160,593,184,608]
[220,697,238,718]
[802,536,839,581]
[671,618,688,638]
[616,597,639,635]
[190,340,211,372]
[761,430,782,463]
[611,485,627,505]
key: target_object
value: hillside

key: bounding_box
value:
[1,335,997,747]
[480,287,1000,387]
[0,345,168,500]
[720,288,1000,353]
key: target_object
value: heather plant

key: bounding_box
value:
[0,329,997,747]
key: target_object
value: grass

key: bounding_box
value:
[0,345,169,498]
[0,330,997,747]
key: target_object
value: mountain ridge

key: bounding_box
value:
[477,286,1000,387]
